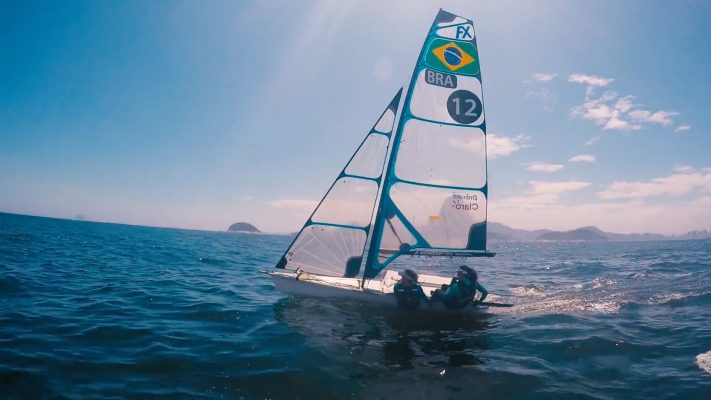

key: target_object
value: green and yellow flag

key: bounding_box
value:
[425,39,479,76]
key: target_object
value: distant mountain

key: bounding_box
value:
[487,222,704,242]
[227,222,260,233]
[536,226,608,241]
[604,231,667,242]
[487,222,547,242]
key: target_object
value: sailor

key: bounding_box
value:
[393,269,430,309]
[430,265,488,310]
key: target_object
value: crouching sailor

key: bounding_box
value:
[393,269,430,309]
[430,265,488,310]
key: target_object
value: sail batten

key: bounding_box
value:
[386,177,488,192]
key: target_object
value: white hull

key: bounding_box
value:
[266,270,487,314]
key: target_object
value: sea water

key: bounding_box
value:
[1,212,710,399]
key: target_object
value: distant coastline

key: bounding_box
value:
[1,211,708,241]
[488,222,711,242]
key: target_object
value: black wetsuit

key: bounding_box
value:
[393,282,429,309]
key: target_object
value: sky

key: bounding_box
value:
[1,0,710,235]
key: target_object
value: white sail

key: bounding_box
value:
[275,90,403,277]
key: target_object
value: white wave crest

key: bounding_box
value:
[591,278,615,289]
[696,350,711,375]
[649,292,686,304]
[507,299,622,314]
[509,285,546,297]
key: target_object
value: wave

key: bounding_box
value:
[590,277,616,289]
[648,292,688,304]
[645,291,711,306]
[509,284,547,297]
[72,325,154,343]
[0,368,59,399]
[696,350,711,375]
[0,275,25,295]
[504,298,623,314]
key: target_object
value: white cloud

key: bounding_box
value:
[532,72,558,82]
[584,135,602,146]
[614,95,635,112]
[673,164,693,173]
[524,162,564,173]
[597,169,711,200]
[629,109,678,126]
[627,109,650,120]
[267,198,318,211]
[603,112,642,131]
[675,125,691,133]
[490,196,711,235]
[572,97,644,132]
[646,111,679,126]
[571,89,677,132]
[569,154,596,163]
[526,87,557,112]
[573,98,612,122]
[568,74,614,87]
[529,180,591,195]
[489,170,711,235]
[372,57,394,81]
[487,133,531,159]
[496,180,591,209]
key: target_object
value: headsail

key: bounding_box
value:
[364,10,493,279]
[275,90,403,277]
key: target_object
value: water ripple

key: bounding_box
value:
[1,213,711,399]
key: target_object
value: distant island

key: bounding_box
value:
[488,222,710,242]
[227,222,260,233]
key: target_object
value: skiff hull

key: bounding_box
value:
[266,270,488,314]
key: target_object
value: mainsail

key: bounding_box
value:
[275,90,403,277]
[363,10,493,279]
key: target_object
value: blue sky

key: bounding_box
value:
[1,0,710,234]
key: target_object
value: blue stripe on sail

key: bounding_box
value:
[389,199,430,247]
[305,221,369,232]
[415,63,481,80]
[405,113,485,130]
[387,176,488,194]
[339,173,381,183]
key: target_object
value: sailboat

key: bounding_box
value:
[266,10,495,312]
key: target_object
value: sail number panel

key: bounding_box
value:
[447,90,483,124]
[410,71,484,126]
[425,69,457,89]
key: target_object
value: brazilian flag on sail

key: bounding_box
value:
[424,38,480,76]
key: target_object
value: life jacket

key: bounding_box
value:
[443,278,477,310]
[394,283,421,310]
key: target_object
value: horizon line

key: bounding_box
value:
[1,210,707,238]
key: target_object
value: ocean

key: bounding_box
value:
[1,212,710,399]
